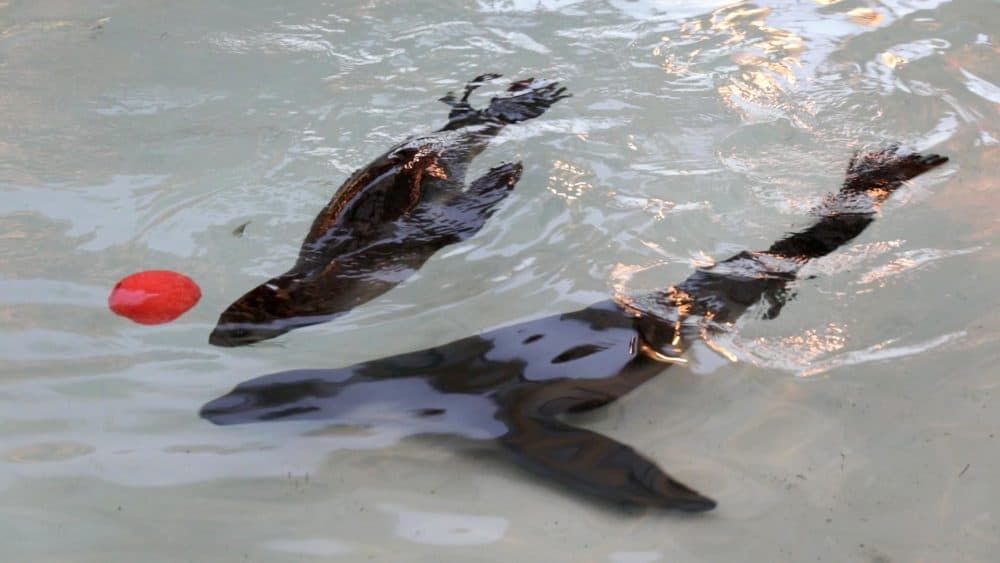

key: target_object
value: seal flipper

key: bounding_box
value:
[494,367,715,512]
[423,161,523,241]
[484,79,571,124]
[497,412,715,511]
[440,73,503,122]
[328,161,524,270]
[440,76,570,130]
[767,148,949,260]
[461,161,522,207]
[651,147,951,332]
[842,146,948,193]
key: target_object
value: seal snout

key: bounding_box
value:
[209,322,290,347]
[199,393,252,424]
[208,326,249,347]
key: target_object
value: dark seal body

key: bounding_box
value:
[203,149,948,510]
[210,75,569,346]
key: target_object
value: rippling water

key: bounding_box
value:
[1,0,997,561]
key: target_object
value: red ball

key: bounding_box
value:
[108,270,202,325]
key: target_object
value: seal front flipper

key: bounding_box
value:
[317,161,524,284]
[418,161,523,242]
[492,361,714,511]
[497,411,715,511]
[461,161,522,207]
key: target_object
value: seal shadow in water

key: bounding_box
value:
[201,148,949,511]
[210,74,570,347]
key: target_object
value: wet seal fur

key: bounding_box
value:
[202,148,948,510]
[210,74,570,347]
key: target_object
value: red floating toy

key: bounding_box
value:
[108,270,202,325]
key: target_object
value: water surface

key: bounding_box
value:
[1,0,998,561]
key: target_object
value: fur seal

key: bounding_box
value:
[210,74,570,347]
[202,148,948,510]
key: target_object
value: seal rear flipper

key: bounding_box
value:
[440,73,503,122]
[485,79,571,124]
[497,413,716,511]
[843,146,949,194]
[766,148,949,261]
[440,76,570,130]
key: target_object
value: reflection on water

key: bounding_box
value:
[1,0,998,560]
[546,159,593,202]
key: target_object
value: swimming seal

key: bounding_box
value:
[202,148,948,510]
[210,74,570,347]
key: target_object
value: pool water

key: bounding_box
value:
[1,0,997,561]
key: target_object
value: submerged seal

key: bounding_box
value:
[202,148,948,510]
[210,74,569,347]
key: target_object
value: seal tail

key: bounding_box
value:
[440,74,570,129]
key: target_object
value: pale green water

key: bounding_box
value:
[1,0,998,561]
